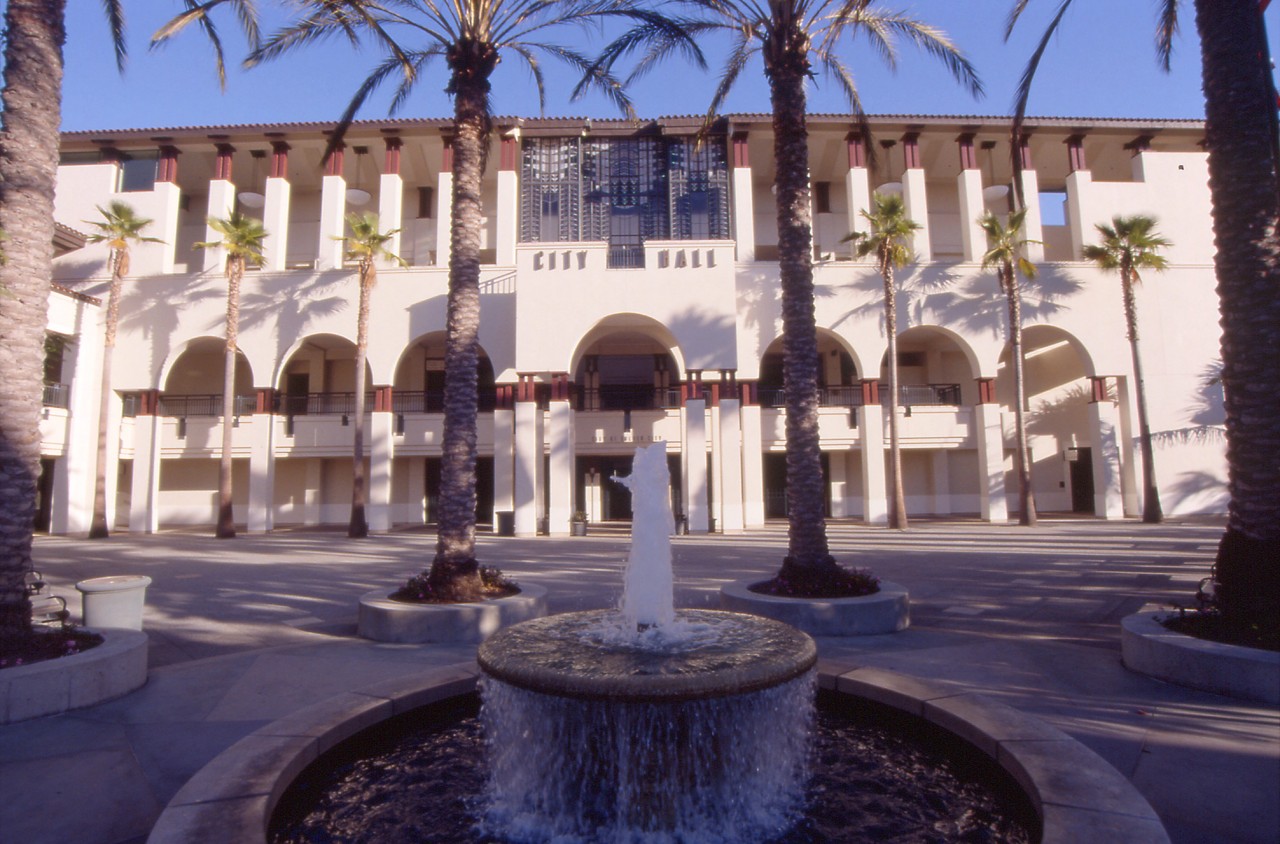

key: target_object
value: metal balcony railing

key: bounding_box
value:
[390,390,496,414]
[158,394,258,417]
[42,383,69,409]
[757,383,962,409]
[577,385,684,411]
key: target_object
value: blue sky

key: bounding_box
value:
[57,2,1278,132]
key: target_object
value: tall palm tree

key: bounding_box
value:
[847,191,920,531]
[83,202,164,539]
[1082,215,1171,525]
[600,0,980,591]
[1007,1,1280,619]
[979,208,1039,527]
[247,0,666,600]
[0,0,68,650]
[195,212,268,539]
[338,211,405,538]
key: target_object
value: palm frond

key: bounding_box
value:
[101,0,127,71]
[1155,0,1179,72]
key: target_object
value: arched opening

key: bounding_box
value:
[162,337,254,417]
[575,333,680,411]
[878,326,976,407]
[276,334,373,416]
[758,331,859,408]
[999,326,1095,514]
[394,333,497,412]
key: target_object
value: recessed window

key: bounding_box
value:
[814,181,831,214]
[417,186,434,219]
[117,151,159,193]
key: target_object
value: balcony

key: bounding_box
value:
[42,382,69,409]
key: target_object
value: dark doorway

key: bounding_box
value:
[763,452,831,519]
[34,458,55,532]
[1070,447,1094,513]
[425,457,494,525]
[283,373,309,416]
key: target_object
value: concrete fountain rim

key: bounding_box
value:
[145,659,1170,844]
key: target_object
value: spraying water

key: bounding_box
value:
[613,442,676,631]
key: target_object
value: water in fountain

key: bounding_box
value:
[478,442,817,843]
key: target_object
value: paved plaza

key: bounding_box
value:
[1,517,1277,843]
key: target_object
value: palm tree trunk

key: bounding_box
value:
[884,260,907,530]
[349,266,371,538]
[89,252,123,538]
[1122,269,1162,523]
[1195,0,1280,619]
[0,0,66,646]
[767,37,835,585]
[1007,270,1036,526]
[217,258,241,538]
[427,66,487,598]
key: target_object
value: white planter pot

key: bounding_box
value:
[76,575,153,630]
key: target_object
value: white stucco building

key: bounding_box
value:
[39,113,1226,536]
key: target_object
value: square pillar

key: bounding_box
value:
[931,449,952,515]
[496,136,519,265]
[957,168,986,262]
[730,132,755,262]
[493,387,515,519]
[1015,138,1044,262]
[973,398,1009,523]
[263,176,292,271]
[739,388,765,527]
[844,134,871,260]
[317,175,348,270]
[54,314,104,533]
[858,400,888,526]
[435,140,454,268]
[546,374,574,536]
[379,137,405,267]
[1064,135,1092,261]
[1088,398,1125,520]
[828,446,850,518]
[204,180,236,273]
[901,133,931,262]
[683,390,709,533]
[718,396,745,532]
[513,377,540,536]
[247,388,276,533]
[128,392,161,534]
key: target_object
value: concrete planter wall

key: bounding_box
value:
[357,584,548,644]
[0,628,149,724]
[1121,612,1280,705]
[146,662,1169,844]
[720,579,910,636]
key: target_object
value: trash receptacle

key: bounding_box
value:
[76,575,152,630]
[496,511,515,536]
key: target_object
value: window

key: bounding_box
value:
[58,151,99,166]
[814,181,831,214]
[417,186,434,219]
[117,151,159,193]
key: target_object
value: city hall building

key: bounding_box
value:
[39,113,1225,536]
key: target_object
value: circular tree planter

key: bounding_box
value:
[1121,611,1280,705]
[145,662,1170,844]
[720,579,910,636]
[0,628,149,724]
[357,584,548,644]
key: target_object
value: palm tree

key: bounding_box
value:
[979,208,1039,527]
[83,202,164,539]
[1007,1,1280,621]
[1082,215,1171,525]
[246,0,666,600]
[847,191,920,530]
[195,212,268,539]
[600,0,979,592]
[338,212,406,538]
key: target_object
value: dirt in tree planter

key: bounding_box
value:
[0,629,104,670]
[1162,612,1280,653]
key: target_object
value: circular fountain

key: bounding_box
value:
[477,443,819,842]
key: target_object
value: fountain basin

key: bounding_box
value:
[477,609,816,702]
[357,583,547,643]
[146,662,1170,844]
[721,578,910,635]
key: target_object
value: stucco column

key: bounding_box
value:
[547,374,574,536]
[379,137,404,267]
[973,378,1009,522]
[1014,136,1044,262]
[730,132,755,262]
[956,134,986,262]
[718,374,745,532]
[513,375,541,536]
[435,139,454,267]
[204,144,237,273]
[263,141,292,271]
[844,133,871,260]
[247,388,276,533]
[1089,375,1127,519]
[492,385,515,523]
[152,146,182,274]
[857,379,888,525]
[496,135,519,265]
[128,390,161,534]
[682,375,709,533]
[1063,135,1092,262]
[739,382,765,528]
[51,308,104,533]
[900,132,931,263]
[368,386,394,532]
[317,144,347,270]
